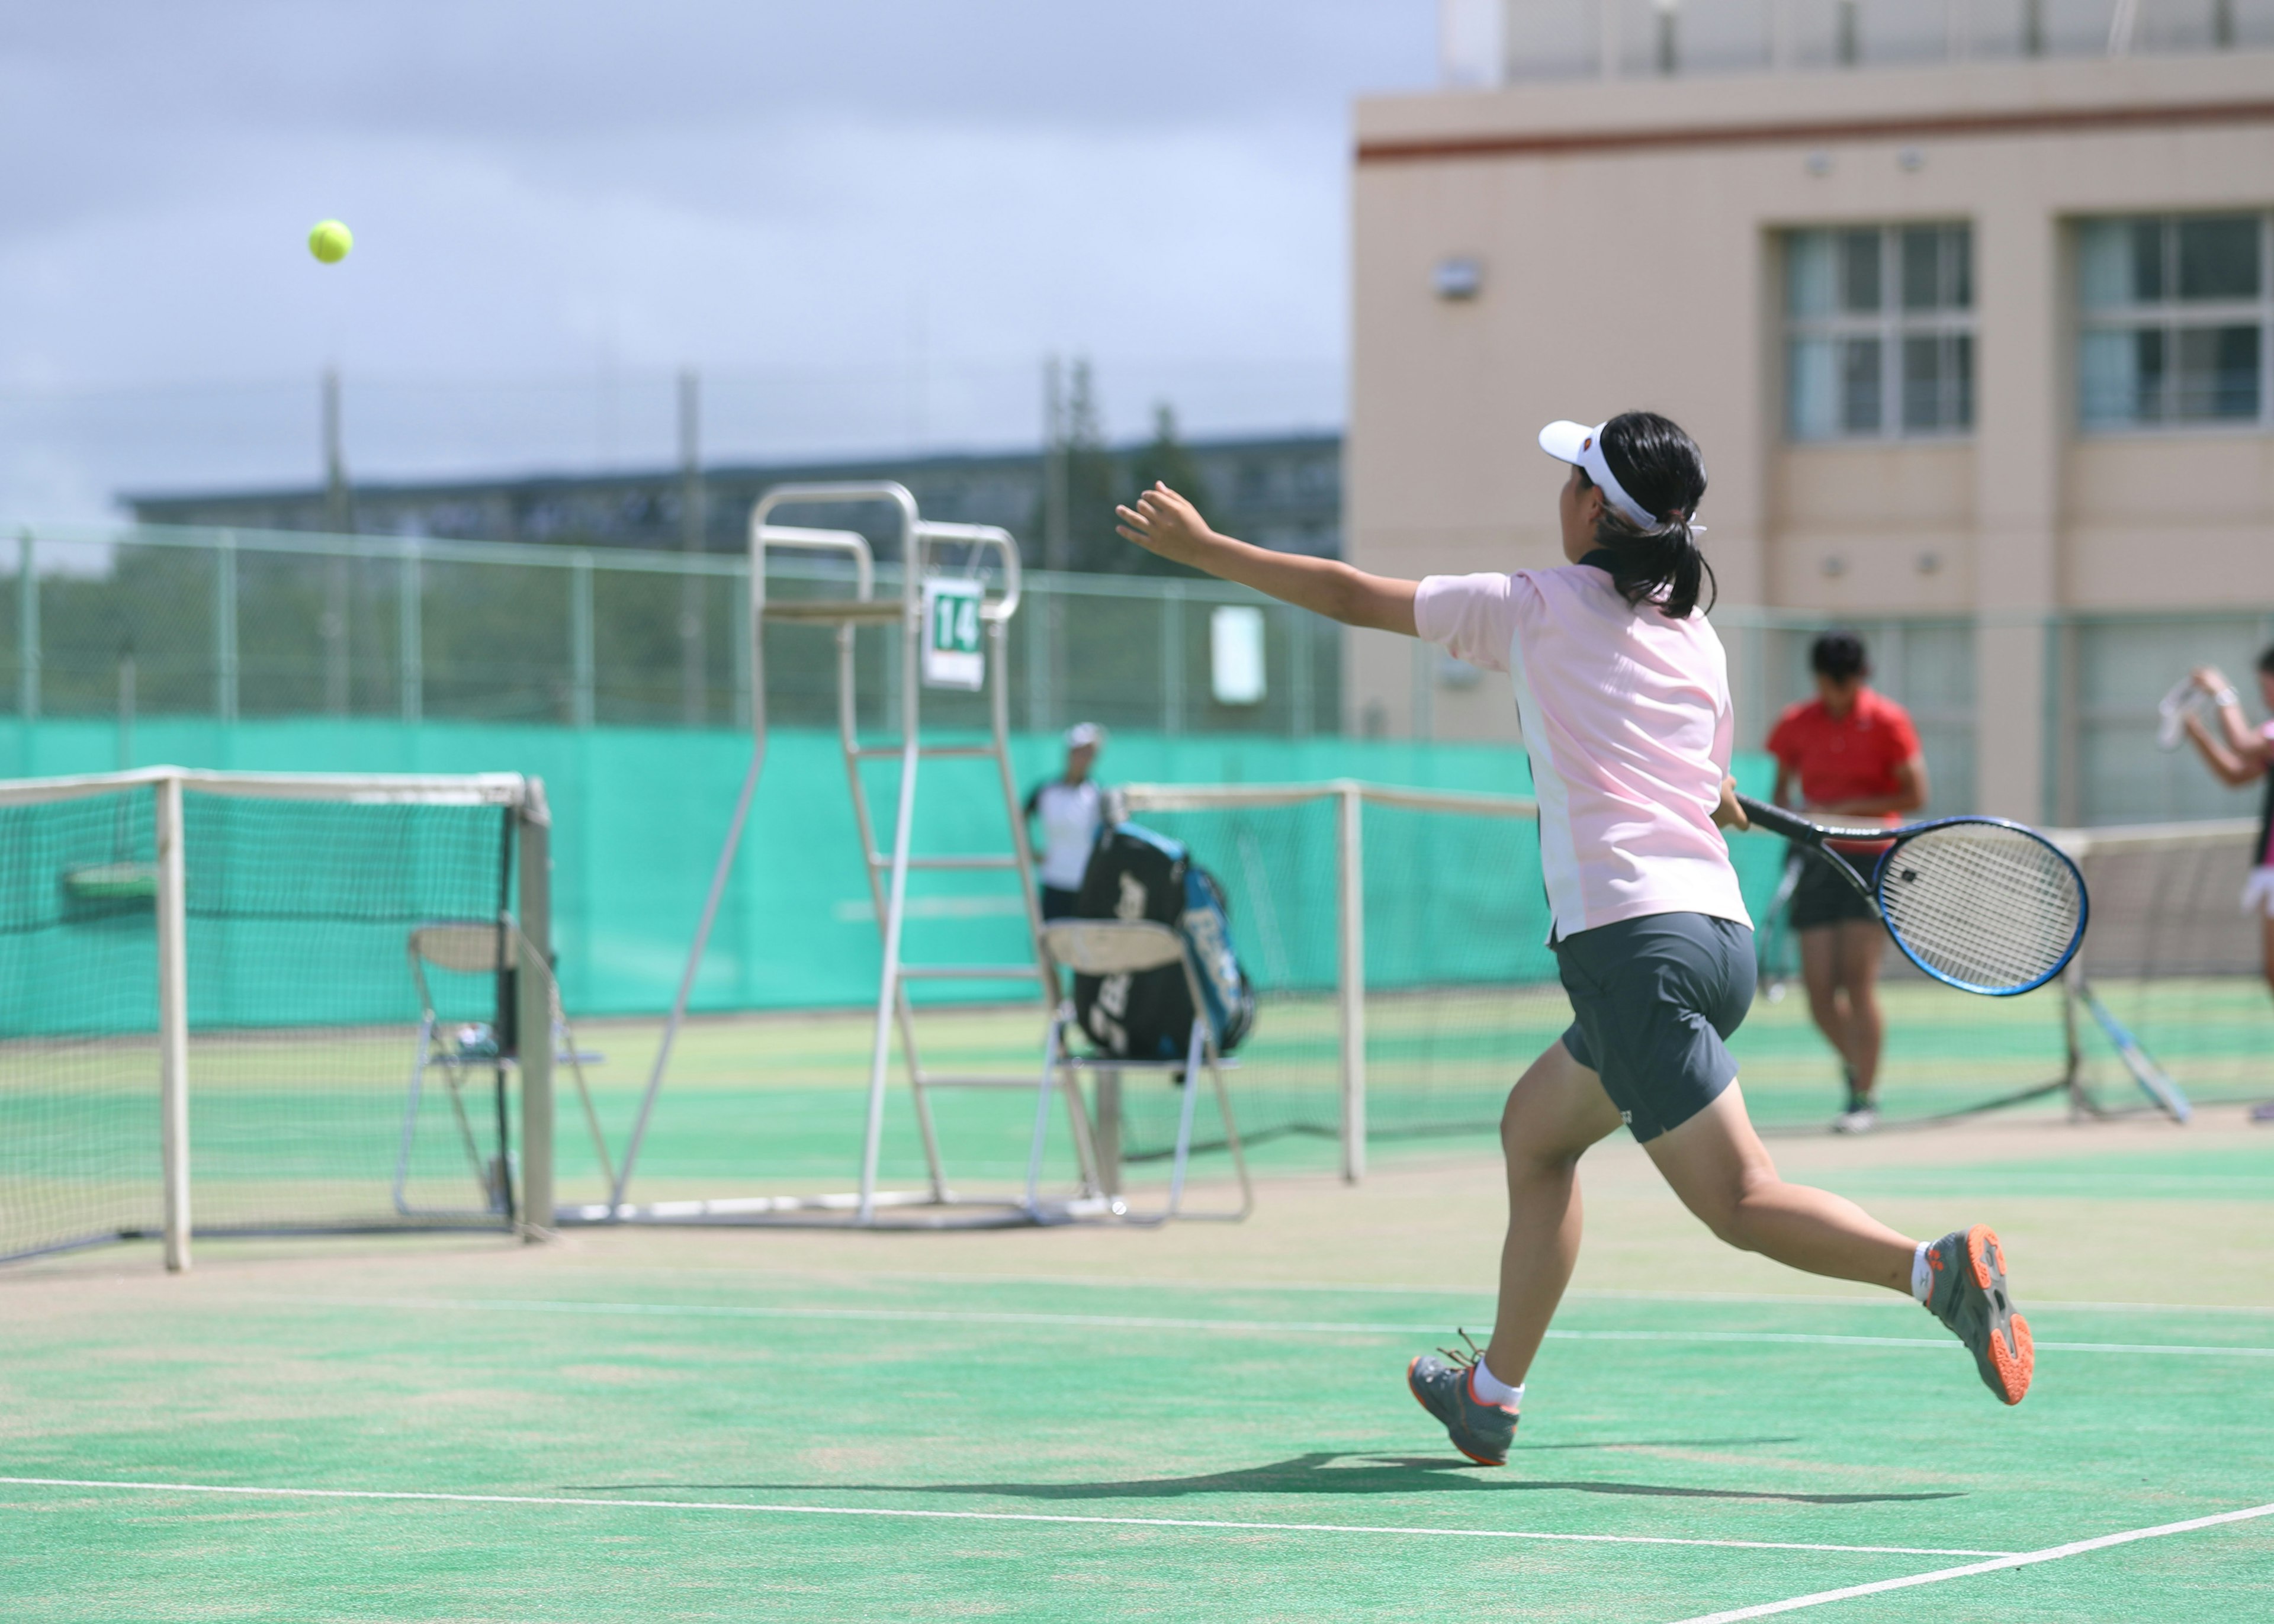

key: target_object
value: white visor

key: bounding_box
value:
[1539,419,1665,531]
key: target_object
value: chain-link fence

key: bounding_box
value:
[1714,606,2274,829]
[7,520,2270,829]
[0,523,1341,742]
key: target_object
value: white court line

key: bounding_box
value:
[569,1264,2274,1317]
[294,1294,2274,1358]
[1672,1499,2274,1622]
[0,1476,2014,1558]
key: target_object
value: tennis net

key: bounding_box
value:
[2064,818,2272,1115]
[0,769,551,1266]
[1109,786,2274,1164]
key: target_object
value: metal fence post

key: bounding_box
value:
[1337,782,1366,1184]
[728,561,750,730]
[1024,576,1049,732]
[398,542,422,723]
[1409,638,1435,741]
[17,529,37,722]
[516,779,555,1242]
[1291,609,1313,737]
[1162,580,1184,735]
[156,772,191,1271]
[214,532,239,723]
[570,552,596,728]
[325,553,350,716]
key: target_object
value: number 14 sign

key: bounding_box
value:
[920,577,984,691]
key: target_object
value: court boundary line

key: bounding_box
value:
[539,1265,2274,1319]
[288,1294,2274,1358]
[0,1476,2014,1558]
[1671,1499,2274,1621]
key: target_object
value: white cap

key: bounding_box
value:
[1539,419,1663,530]
[1064,722,1104,750]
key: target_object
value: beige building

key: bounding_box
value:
[1347,1,2274,825]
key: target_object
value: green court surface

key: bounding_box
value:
[16,964,2266,1262]
[5,1114,2271,1621]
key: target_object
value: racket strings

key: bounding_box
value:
[1877,825,2085,992]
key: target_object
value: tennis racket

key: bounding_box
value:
[1736,796,2088,997]
[2075,976,2191,1123]
[1753,846,1803,1004]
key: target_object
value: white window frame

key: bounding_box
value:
[1782,223,1976,444]
[2076,211,2274,436]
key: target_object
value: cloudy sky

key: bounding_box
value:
[0,2,1434,519]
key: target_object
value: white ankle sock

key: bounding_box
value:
[1470,1357,1523,1408]
[1910,1242,1932,1305]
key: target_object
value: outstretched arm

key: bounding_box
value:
[2182,711,2267,787]
[2191,666,2273,774]
[1116,483,1419,636]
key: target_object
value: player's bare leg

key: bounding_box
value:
[1832,919,1886,1099]
[1802,925,1880,1127]
[1644,1083,1913,1290]
[1482,1041,1626,1385]
[2255,914,2274,1121]
[1800,926,1854,1058]
[1408,1040,1620,1464]
[1646,1089,2032,1401]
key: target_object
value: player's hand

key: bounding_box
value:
[1711,776,1748,831]
[2192,665,2233,698]
[1115,483,1215,564]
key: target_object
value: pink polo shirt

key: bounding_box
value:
[1414,564,1751,940]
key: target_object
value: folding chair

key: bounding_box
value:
[394,920,609,1219]
[1030,919,1252,1224]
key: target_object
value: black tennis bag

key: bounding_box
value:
[1069,821,1255,1062]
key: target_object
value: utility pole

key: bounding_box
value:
[1040,355,1070,723]
[322,367,351,715]
[1042,355,1068,573]
[679,368,706,726]
[117,642,136,770]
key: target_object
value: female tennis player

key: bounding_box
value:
[1115,411,2031,1464]
[1767,631,1931,1134]
[2177,652,2274,1123]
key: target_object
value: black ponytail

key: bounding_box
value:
[1580,411,1714,619]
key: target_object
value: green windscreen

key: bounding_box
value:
[1106,797,1569,1160]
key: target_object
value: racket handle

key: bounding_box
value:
[1735,795,1814,841]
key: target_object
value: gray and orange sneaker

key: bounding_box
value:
[1924,1225,2033,1405]
[1406,1333,1518,1466]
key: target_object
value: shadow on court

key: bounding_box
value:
[577,1448,1961,1506]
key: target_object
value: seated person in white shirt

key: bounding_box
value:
[1024,722,1107,919]
[1115,410,2034,1467]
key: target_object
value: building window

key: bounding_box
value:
[1784,224,1974,442]
[2079,214,2269,429]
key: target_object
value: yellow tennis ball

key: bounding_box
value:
[308,220,354,264]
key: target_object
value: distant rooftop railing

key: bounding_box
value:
[1441,0,2274,88]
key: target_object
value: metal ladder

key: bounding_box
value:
[604,480,1104,1227]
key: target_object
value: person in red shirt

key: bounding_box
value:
[1766,632,1929,1133]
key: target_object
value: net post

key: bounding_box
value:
[155,771,191,1272]
[2058,958,2089,1118]
[516,778,555,1242]
[1337,782,1366,1184]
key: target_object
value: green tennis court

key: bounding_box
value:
[6,1097,2270,1622]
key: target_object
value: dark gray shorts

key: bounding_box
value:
[1556,911,1756,1143]
[1788,848,1877,931]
